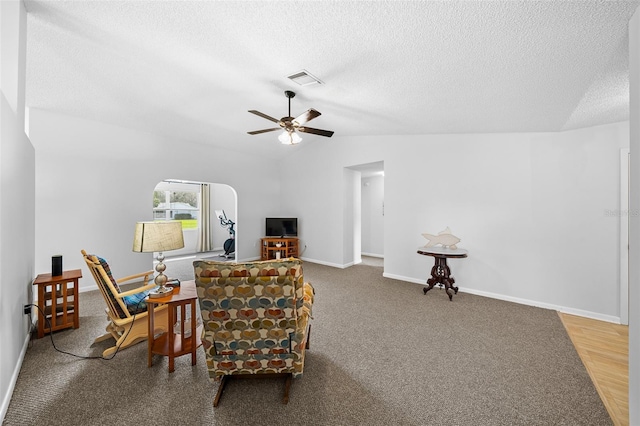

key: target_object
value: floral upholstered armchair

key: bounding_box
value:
[193,258,314,406]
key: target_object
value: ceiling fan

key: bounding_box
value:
[247,90,334,144]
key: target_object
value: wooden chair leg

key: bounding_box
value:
[102,345,118,358]
[213,375,229,407]
[94,331,114,343]
[282,374,292,404]
[213,373,292,406]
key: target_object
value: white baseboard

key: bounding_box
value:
[239,256,261,262]
[383,272,424,285]
[383,272,622,324]
[554,305,621,324]
[361,252,384,258]
[165,255,197,262]
[79,283,99,293]
[1,330,31,423]
[300,257,353,269]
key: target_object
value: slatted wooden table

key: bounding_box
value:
[32,269,82,338]
[147,280,202,373]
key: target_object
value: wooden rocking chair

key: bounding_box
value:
[81,250,168,357]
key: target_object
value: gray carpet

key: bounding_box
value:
[3,259,611,425]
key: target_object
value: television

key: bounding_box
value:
[265,217,298,237]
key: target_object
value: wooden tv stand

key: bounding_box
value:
[261,237,299,260]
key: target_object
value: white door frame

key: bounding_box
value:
[620,148,630,325]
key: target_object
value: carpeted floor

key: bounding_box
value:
[3,259,611,425]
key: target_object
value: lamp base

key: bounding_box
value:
[148,286,174,298]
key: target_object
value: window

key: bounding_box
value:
[153,189,199,229]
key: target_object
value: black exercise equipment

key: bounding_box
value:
[215,210,235,258]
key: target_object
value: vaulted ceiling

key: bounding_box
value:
[24,1,640,159]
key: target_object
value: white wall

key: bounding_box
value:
[0,0,35,421]
[361,175,384,256]
[283,122,628,321]
[628,8,640,423]
[29,108,280,292]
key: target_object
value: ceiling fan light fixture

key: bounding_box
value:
[279,130,302,145]
[287,70,323,86]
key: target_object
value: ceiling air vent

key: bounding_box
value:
[287,70,323,86]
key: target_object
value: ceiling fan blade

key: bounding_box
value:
[298,126,334,137]
[248,110,280,124]
[292,108,321,126]
[248,128,281,135]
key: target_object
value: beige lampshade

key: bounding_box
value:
[132,221,185,253]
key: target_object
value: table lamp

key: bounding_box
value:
[132,221,185,298]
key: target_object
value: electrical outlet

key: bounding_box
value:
[23,304,31,315]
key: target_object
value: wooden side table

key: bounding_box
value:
[261,237,299,260]
[147,280,201,373]
[417,247,468,301]
[32,269,82,338]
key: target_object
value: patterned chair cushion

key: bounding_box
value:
[95,256,151,317]
[96,256,121,291]
[121,289,152,315]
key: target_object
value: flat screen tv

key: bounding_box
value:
[265,217,298,237]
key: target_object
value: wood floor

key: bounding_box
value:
[559,312,629,426]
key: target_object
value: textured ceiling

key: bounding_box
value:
[24,0,640,159]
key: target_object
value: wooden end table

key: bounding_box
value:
[147,280,201,373]
[32,269,82,338]
[417,247,468,301]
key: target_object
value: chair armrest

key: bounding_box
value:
[116,270,154,285]
[297,282,314,320]
[113,270,155,299]
[116,282,157,298]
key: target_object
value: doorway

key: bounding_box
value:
[346,161,385,266]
